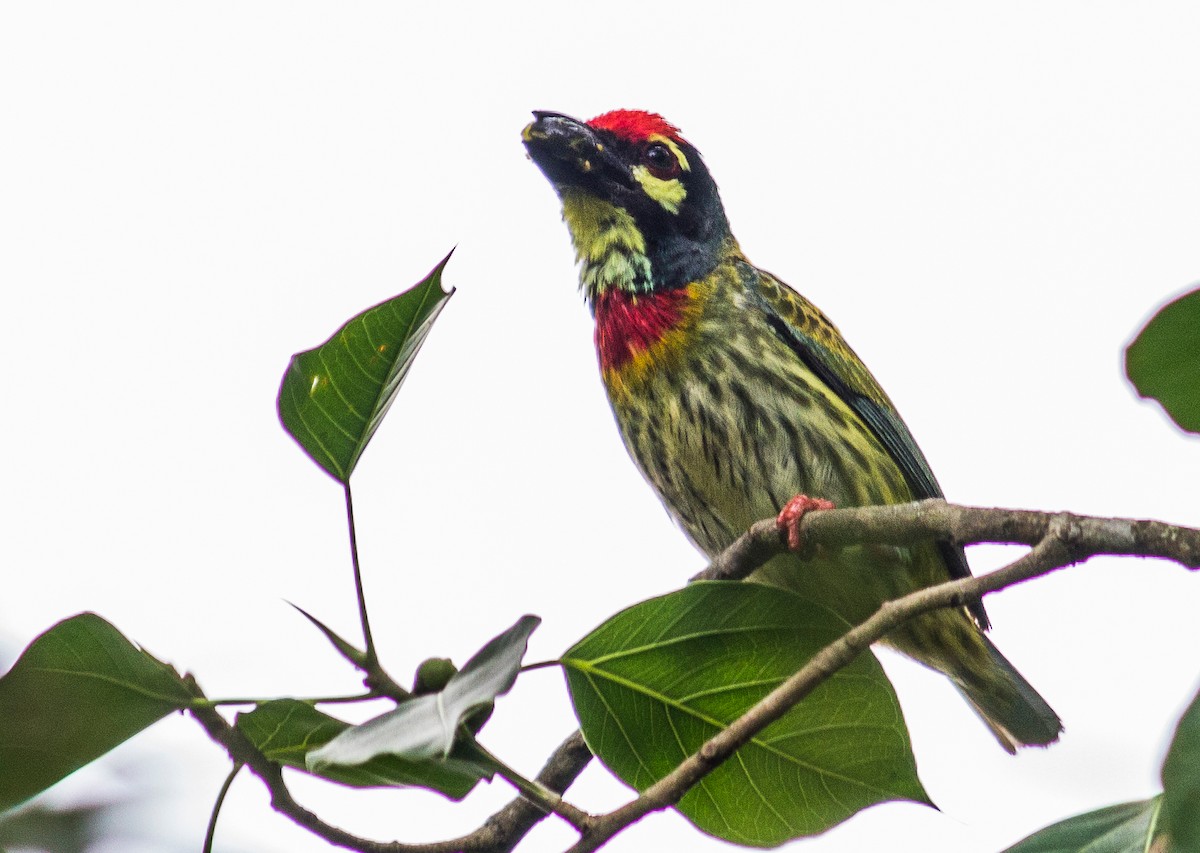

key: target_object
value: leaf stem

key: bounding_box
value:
[203,762,242,853]
[344,483,377,668]
[193,693,381,708]
[468,741,591,831]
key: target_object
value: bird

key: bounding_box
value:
[522,108,1062,753]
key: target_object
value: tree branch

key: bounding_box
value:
[695,499,1200,583]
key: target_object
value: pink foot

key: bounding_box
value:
[776,495,835,551]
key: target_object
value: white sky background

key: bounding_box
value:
[2,3,1199,852]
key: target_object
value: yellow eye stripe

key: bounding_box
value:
[632,166,687,214]
[651,134,690,172]
[632,134,689,215]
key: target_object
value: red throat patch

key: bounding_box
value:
[587,110,683,144]
[594,287,692,373]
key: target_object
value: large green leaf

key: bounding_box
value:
[0,613,193,810]
[1002,798,1163,853]
[1161,685,1200,851]
[562,582,929,847]
[235,700,486,800]
[1126,287,1200,435]
[277,252,455,482]
[306,615,539,769]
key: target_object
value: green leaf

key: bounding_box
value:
[0,613,193,810]
[1002,798,1163,853]
[236,700,486,800]
[1126,286,1200,435]
[306,615,540,770]
[277,252,455,482]
[1161,685,1200,851]
[562,582,929,847]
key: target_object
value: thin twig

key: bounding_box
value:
[202,762,242,853]
[441,731,594,853]
[471,740,591,831]
[338,483,411,700]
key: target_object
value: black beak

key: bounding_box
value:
[523,111,591,143]
[528,110,583,130]
[522,111,633,190]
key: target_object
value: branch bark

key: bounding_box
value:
[695,499,1200,584]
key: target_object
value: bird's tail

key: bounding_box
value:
[947,634,1062,754]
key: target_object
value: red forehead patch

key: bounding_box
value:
[587,110,683,143]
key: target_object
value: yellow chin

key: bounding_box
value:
[561,193,646,261]
[560,192,653,296]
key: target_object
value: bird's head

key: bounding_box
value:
[523,109,732,302]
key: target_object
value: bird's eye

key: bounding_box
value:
[640,141,680,180]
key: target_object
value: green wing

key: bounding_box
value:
[749,266,987,625]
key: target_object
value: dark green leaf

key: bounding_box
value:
[235,699,486,800]
[562,582,929,847]
[1126,287,1200,435]
[0,613,193,810]
[306,615,539,769]
[277,252,455,482]
[1002,798,1163,853]
[1162,685,1200,850]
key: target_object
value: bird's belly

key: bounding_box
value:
[611,365,916,625]
[608,351,906,558]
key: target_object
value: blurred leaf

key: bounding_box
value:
[1162,685,1200,850]
[0,613,192,810]
[1126,287,1200,434]
[0,801,110,853]
[277,252,455,482]
[306,615,539,770]
[562,582,929,847]
[1002,798,1163,853]
[236,699,486,800]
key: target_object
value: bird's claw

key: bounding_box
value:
[776,495,835,552]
